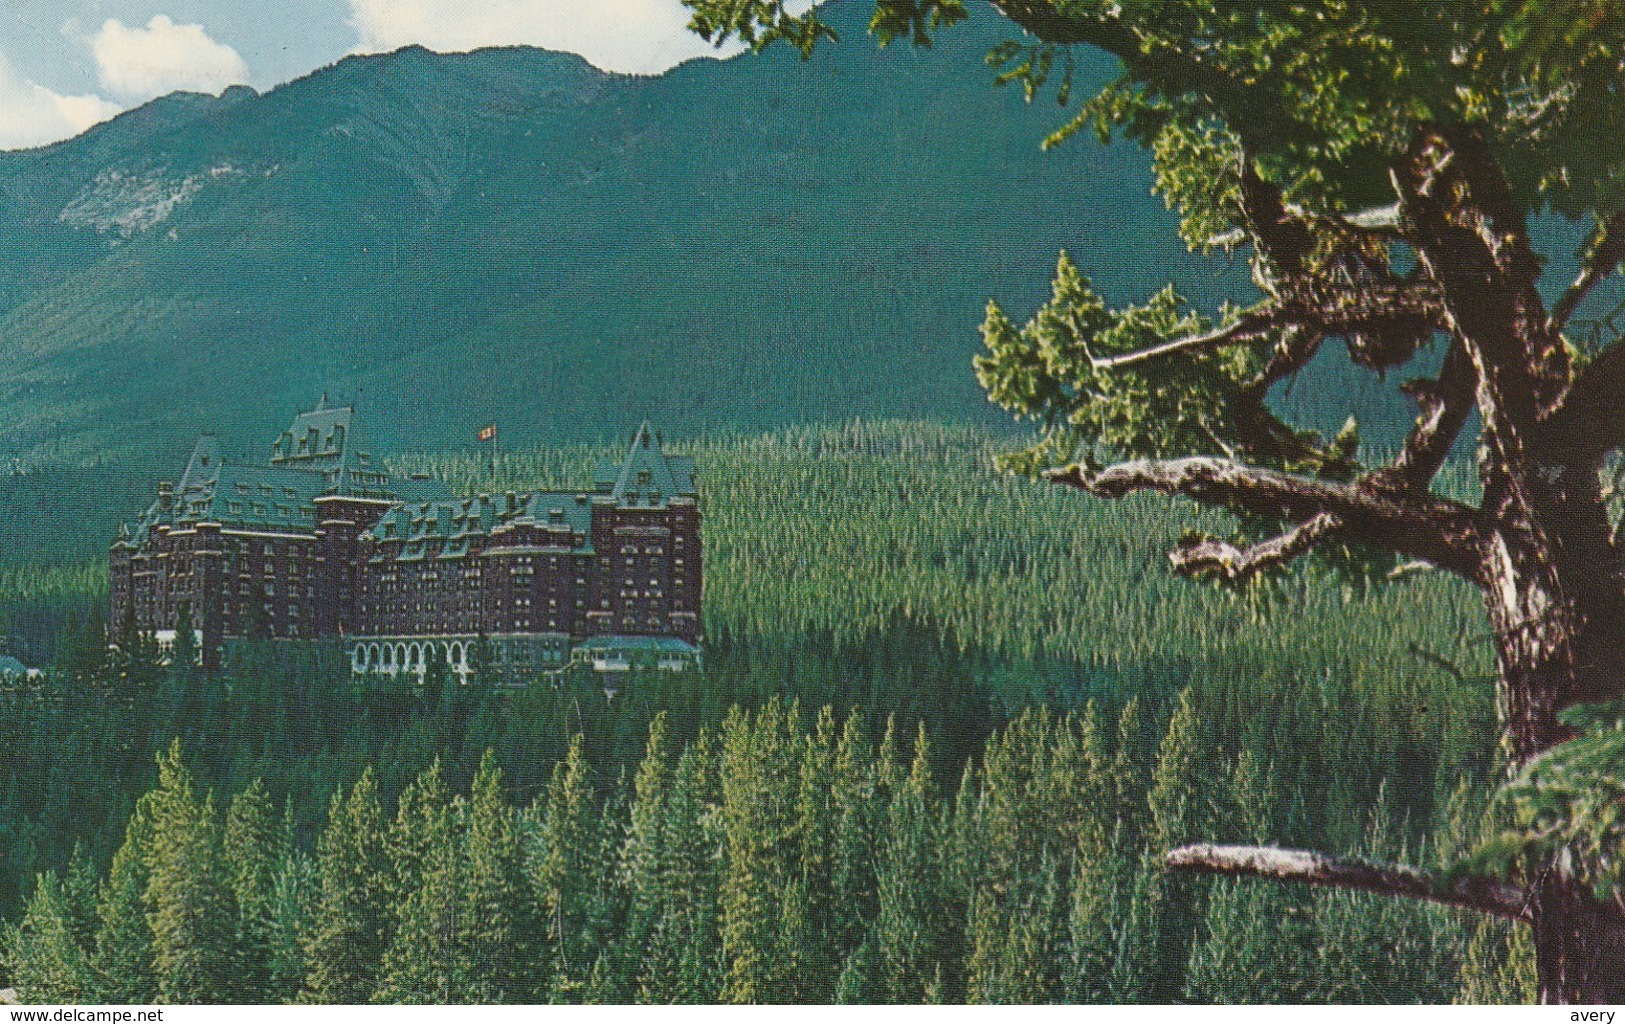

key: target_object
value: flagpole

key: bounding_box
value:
[478,423,498,490]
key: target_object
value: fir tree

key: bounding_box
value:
[302,770,388,1003]
[637,729,724,1003]
[1144,689,1208,998]
[869,724,945,1003]
[169,604,198,684]
[1457,919,1538,1005]
[525,735,598,1000]
[459,751,534,1002]
[222,780,283,1002]
[267,841,317,1004]
[91,803,157,1003]
[143,741,233,1004]
[1,872,94,1003]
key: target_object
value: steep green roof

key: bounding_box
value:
[367,490,595,562]
[118,398,452,551]
[607,422,697,506]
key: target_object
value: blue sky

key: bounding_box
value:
[0,0,748,148]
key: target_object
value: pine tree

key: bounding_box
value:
[143,740,233,1004]
[383,760,451,913]
[91,803,158,1003]
[267,840,317,1004]
[790,707,839,1001]
[302,770,388,1003]
[375,781,464,1004]
[1144,689,1209,998]
[828,713,879,974]
[1,872,95,1002]
[620,713,671,994]
[1185,752,1329,1004]
[169,604,198,684]
[1184,877,1314,1004]
[637,729,724,1003]
[1312,786,1467,1004]
[59,845,100,954]
[459,751,535,1002]
[525,734,598,1001]
[717,701,803,1003]
[223,780,283,1002]
[869,724,945,1003]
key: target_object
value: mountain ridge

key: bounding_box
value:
[0,2,1231,471]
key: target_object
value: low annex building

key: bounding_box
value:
[110,398,703,682]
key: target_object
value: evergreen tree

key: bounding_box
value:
[143,741,233,1004]
[1,872,94,1002]
[525,735,598,1001]
[169,604,198,684]
[267,841,317,1004]
[717,701,803,1003]
[375,780,464,1004]
[1457,919,1538,1005]
[1144,689,1208,998]
[459,751,535,1002]
[1184,752,1314,1004]
[869,724,945,1003]
[1312,787,1467,1004]
[222,780,282,1002]
[827,713,880,973]
[302,770,388,1003]
[91,803,157,1003]
[620,713,671,994]
[637,729,724,1003]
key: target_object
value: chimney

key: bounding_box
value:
[505,491,517,515]
[157,481,174,511]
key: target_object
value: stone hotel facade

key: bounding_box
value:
[111,399,702,682]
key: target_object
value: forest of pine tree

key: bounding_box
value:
[0,421,1526,1003]
[1,707,1536,1004]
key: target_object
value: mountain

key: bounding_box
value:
[0,1,1232,472]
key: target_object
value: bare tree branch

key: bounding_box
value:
[1169,511,1341,580]
[1045,456,1484,577]
[1165,843,1531,921]
[1383,338,1477,491]
[1087,311,1278,370]
[1207,202,1402,249]
[1549,213,1625,335]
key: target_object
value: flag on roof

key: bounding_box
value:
[478,424,496,442]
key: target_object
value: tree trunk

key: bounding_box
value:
[1479,475,1625,1003]
[1531,875,1625,1004]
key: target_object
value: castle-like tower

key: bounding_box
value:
[111,400,702,681]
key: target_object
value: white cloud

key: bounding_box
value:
[347,0,743,74]
[0,51,120,150]
[91,15,250,102]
